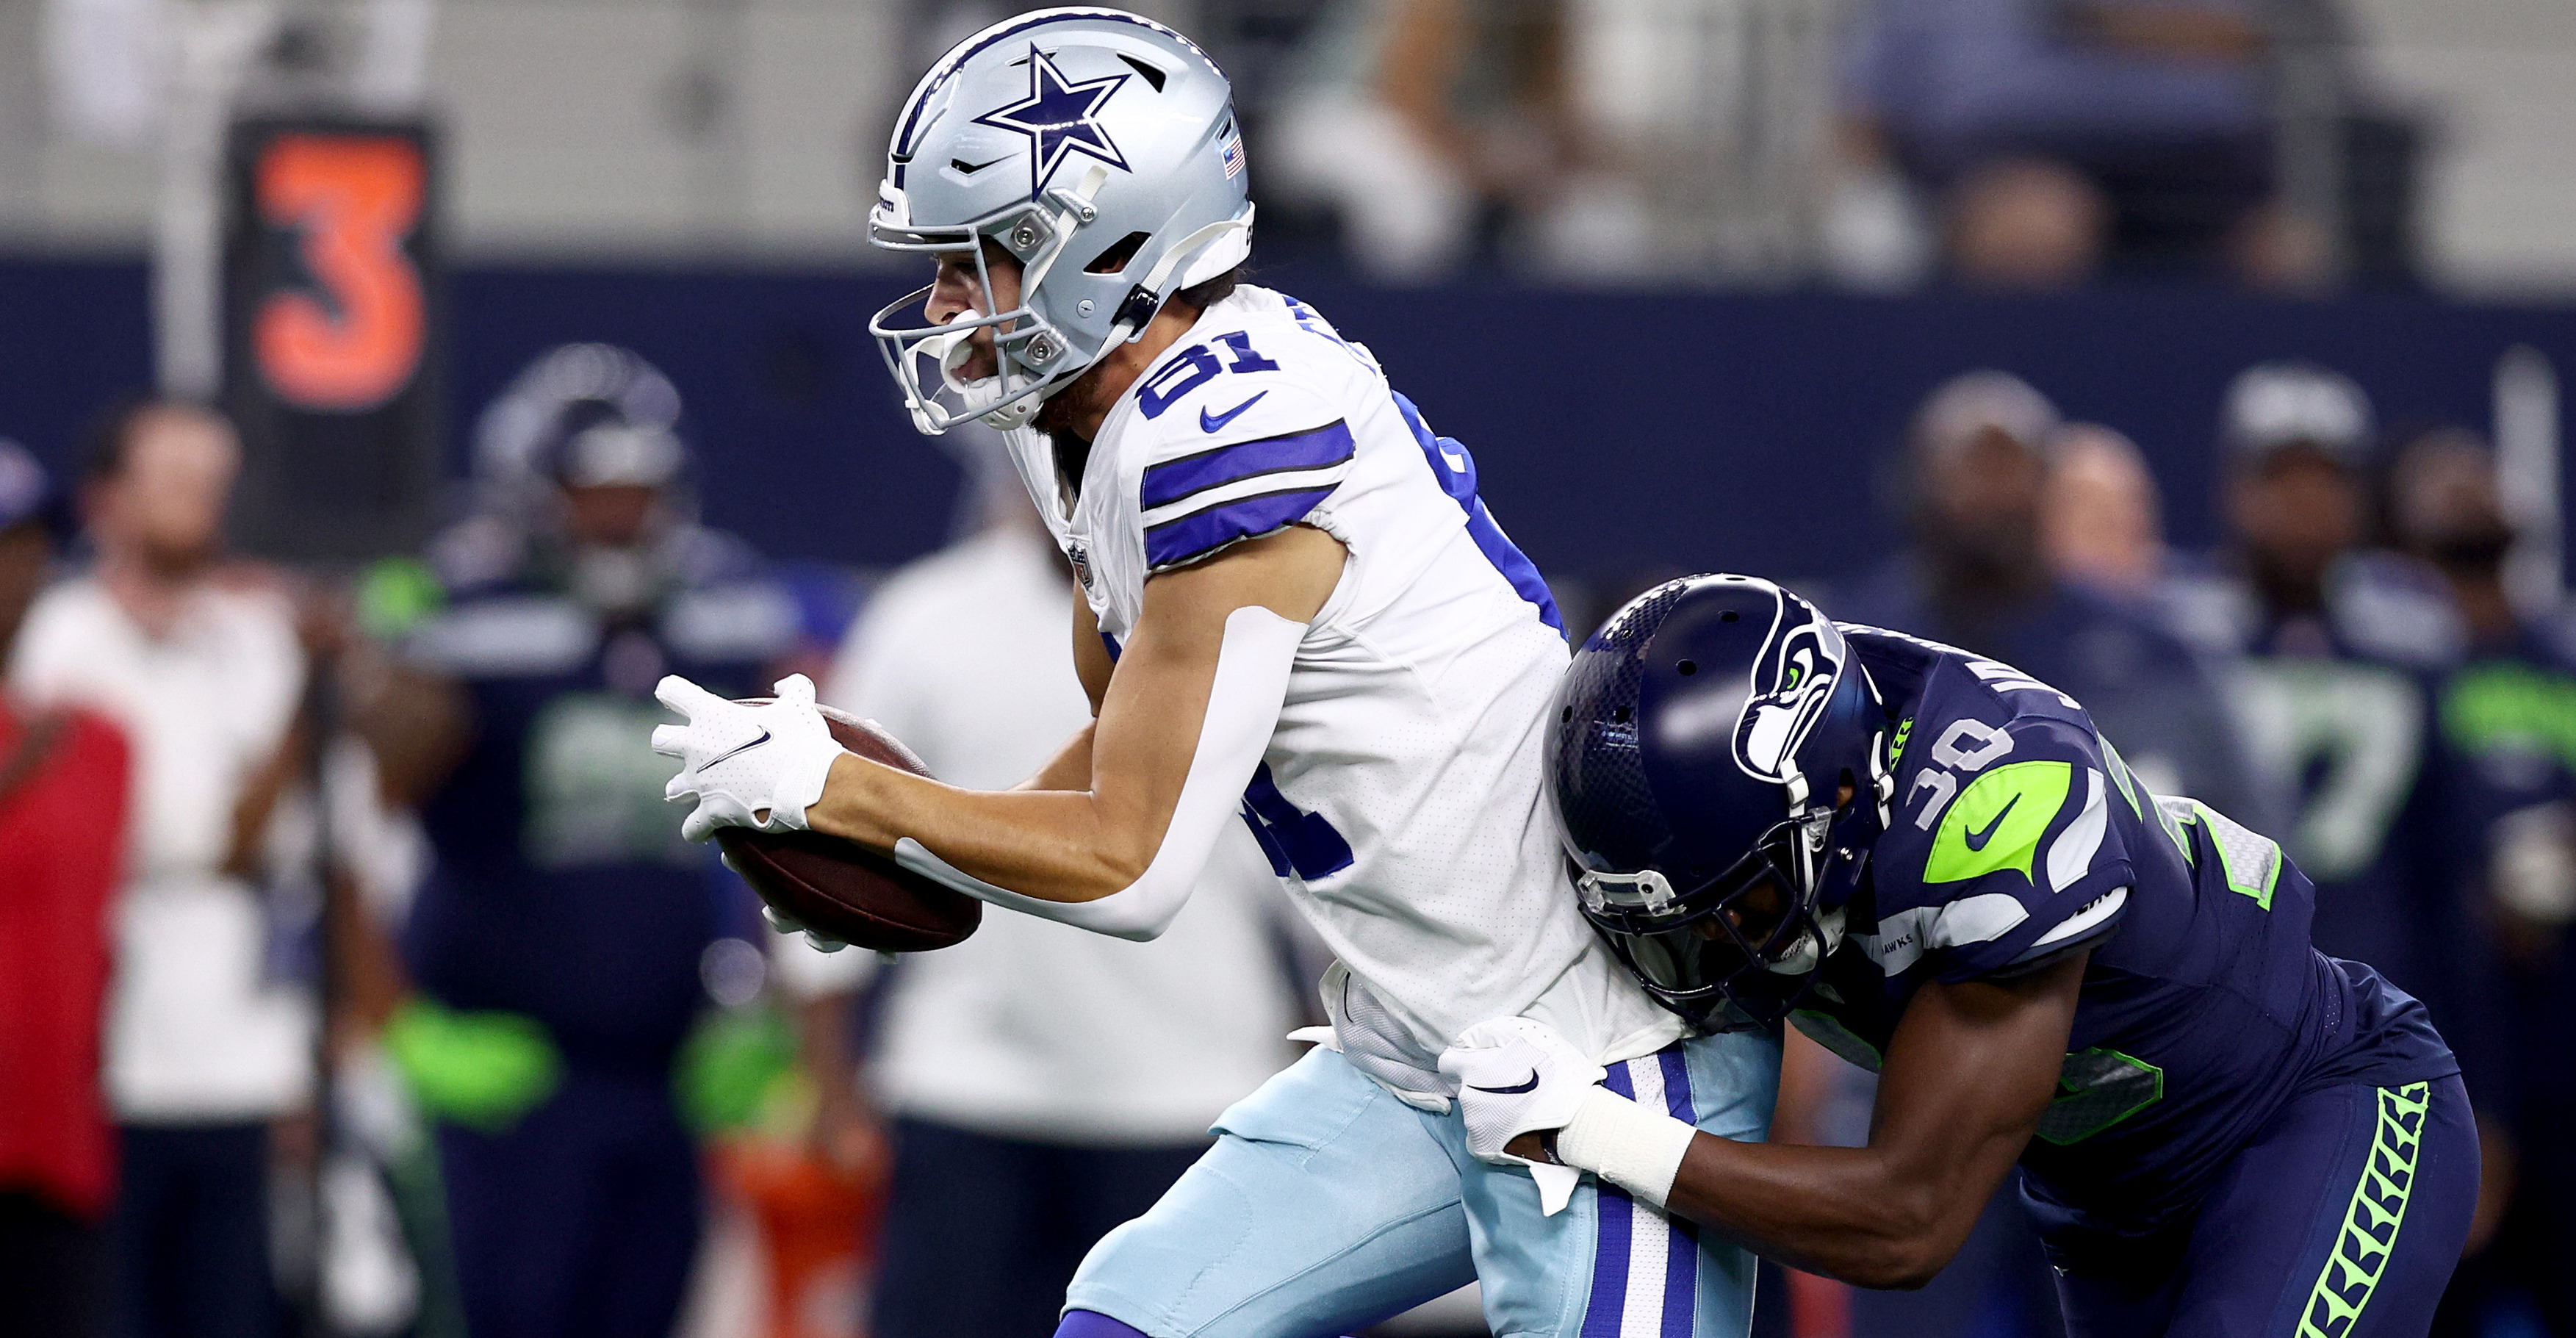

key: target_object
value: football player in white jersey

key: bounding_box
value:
[649,10,1777,1337]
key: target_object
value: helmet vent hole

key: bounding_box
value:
[1613,707,1633,724]
[1118,54,1168,90]
[1561,705,1573,723]
[1082,233,1154,274]
[1084,231,1153,275]
[1719,611,1738,622]
[1677,659,1698,676]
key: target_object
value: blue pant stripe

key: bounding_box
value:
[1585,1061,1641,1337]
[1656,1046,1699,1338]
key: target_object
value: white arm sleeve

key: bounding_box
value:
[891,604,1302,942]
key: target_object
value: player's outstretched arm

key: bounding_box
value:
[1449,952,2084,1290]
[795,524,1343,924]
[1655,954,2083,1288]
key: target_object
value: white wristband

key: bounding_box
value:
[1553,1086,1699,1210]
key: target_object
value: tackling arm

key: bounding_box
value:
[795,524,1343,935]
[1458,952,2084,1290]
[1652,954,2084,1288]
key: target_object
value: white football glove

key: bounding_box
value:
[1439,1016,1607,1216]
[652,674,846,843]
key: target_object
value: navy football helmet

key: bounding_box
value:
[1550,575,1893,1029]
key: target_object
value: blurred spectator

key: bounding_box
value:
[0,442,132,1338]
[2162,362,2500,1111]
[1268,0,1608,280]
[1837,0,2317,287]
[1843,370,2267,811]
[395,345,799,1338]
[2386,429,2572,1335]
[772,438,1303,1338]
[11,400,311,1338]
[1830,370,2264,1338]
[2041,421,2166,597]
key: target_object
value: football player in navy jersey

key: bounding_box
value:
[2389,431,2568,1334]
[1444,575,2475,1338]
[397,346,799,1338]
[2160,363,2471,1028]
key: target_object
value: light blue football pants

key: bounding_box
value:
[1062,1030,1780,1338]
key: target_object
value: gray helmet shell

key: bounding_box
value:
[868,8,1254,434]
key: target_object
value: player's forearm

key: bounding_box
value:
[805,752,1157,903]
[1660,1134,1992,1290]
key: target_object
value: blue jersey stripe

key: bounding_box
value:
[1143,485,1336,570]
[1140,421,1354,511]
[1388,392,1562,632]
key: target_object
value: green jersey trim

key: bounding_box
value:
[2297,1083,2431,1338]
[1926,760,2072,885]
[1791,1009,1885,1074]
[2034,1047,2165,1145]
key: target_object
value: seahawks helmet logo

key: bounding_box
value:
[973,46,1133,200]
[1733,596,1847,785]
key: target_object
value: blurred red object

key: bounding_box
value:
[713,1135,884,1338]
[1788,1267,1852,1338]
[0,706,131,1220]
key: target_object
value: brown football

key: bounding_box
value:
[713,704,982,952]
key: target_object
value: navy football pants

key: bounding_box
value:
[874,1118,1206,1338]
[111,1123,277,1338]
[436,1071,702,1338]
[2045,1076,2477,1338]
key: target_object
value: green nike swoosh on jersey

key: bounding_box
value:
[1927,759,2072,883]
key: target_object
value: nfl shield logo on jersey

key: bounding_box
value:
[1067,541,1095,591]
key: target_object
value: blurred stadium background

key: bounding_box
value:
[1,1,2574,1337]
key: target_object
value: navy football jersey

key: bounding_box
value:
[2160,553,2467,1021]
[2436,622,2576,1123]
[403,526,796,1074]
[1791,627,2456,1236]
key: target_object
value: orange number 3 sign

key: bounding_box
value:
[253,134,428,412]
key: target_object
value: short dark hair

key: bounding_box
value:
[1172,265,1245,314]
[82,395,220,484]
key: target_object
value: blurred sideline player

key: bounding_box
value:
[1453,575,2475,1338]
[2159,364,2509,1173]
[0,442,132,1338]
[397,345,799,1338]
[651,10,1775,1338]
[1840,370,2268,824]
[2386,431,2568,1335]
[14,400,312,1338]
[2041,422,2167,602]
[769,436,1303,1338]
[2162,364,2465,991]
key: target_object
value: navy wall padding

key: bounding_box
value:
[7,256,2575,589]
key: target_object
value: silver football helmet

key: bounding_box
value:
[868,8,1255,436]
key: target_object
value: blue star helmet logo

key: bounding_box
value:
[973,46,1133,201]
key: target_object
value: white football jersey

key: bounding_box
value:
[1004,285,1682,1096]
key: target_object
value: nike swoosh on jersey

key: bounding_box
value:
[1963,794,2021,852]
[1200,391,1268,434]
[705,728,772,769]
[1468,1072,1542,1095]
